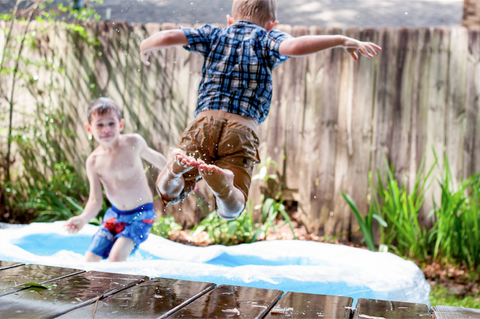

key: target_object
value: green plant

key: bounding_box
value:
[343,155,435,258]
[151,215,182,238]
[341,191,385,251]
[192,193,297,245]
[431,154,480,269]
[373,158,435,260]
[253,195,297,242]
[191,199,257,246]
[0,1,102,222]
[14,161,106,223]
[252,156,283,199]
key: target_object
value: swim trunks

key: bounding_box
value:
[160,114,260,207]
[87,203,155,259]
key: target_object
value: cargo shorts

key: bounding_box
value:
[163,115,261,207]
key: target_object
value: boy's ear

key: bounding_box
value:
[119,119,125,132]
[266,20,279,32]
[84,122,92,134]
[227,14,235,26]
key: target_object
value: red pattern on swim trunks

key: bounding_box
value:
[104,217,127,235]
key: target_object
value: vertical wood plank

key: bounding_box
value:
[371,28,396,188]
[464,28,480,178]
[410,28,433,224]
[284,25,308,199]
[346,28,378,241]
[409,28,431,188]
[424,28,450,225]
[299,25,330,233]
[328,28,351,238]
[446,27,468,182]
[390,28,413,186]
[264,24,292,182]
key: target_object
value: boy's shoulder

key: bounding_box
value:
[119,133,146,147]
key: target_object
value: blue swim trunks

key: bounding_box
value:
[87,203,156,259]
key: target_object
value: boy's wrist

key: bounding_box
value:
[338,35,348,47]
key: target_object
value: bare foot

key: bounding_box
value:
[199,163,245,220]
[168,149,200,177]
[198,163,234,196]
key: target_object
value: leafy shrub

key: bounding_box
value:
[151,215,182,238]
[0,1,102,223]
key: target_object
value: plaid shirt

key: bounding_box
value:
[181,21,292,124]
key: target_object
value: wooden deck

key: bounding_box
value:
[0,260,479,319]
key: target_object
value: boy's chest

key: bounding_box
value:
[96,150,142,180]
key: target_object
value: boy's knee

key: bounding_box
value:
[108,252,125,262]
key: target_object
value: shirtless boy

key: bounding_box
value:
[64,98,167,262]
[140,0,381,221]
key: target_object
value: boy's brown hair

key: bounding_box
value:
[232,0,277,26]
[87,97,122,123]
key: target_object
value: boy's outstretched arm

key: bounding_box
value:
[140,30,189,66]
[136,134,168,171]
[279,35,381,61]
[64,156,103,234]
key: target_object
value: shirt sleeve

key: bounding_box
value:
[180,25,218,57]
[264,29,293,68]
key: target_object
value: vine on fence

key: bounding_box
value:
[0,0,102,222]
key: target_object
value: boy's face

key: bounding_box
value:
[84,109,124,145]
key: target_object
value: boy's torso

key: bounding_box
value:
[90,134,153,210]
[182,21,291,124]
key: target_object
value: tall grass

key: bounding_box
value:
[344,153,480,269]
[371,158,436,260]
[431,157,480,268]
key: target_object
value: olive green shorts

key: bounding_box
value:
[164,115,261,206]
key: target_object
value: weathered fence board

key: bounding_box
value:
[3,22,480,237]
[465,28,480,178]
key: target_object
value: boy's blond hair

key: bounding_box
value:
[87,97,122,123]
[232,0,277,26]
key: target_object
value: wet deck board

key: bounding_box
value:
[264,292,353,318]
[0,260,24,271]
[433,305,480,319]
[0,264,84,296]
[165,284,283,319]
[353,298,431,319]
[59,277,216,319]
[0,270,146,318]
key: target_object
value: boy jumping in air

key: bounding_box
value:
[64,98,168,262]
[140,0,381,221]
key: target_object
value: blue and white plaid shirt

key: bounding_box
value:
[180,21,292,124]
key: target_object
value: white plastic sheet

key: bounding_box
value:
[0,222,430,305]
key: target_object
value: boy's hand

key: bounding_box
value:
[140,40,151,66]
[342,37,381,61]
[64,216,88,234]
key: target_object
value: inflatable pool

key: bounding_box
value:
[0,222,431,306]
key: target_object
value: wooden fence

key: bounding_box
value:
[1,21,480,239]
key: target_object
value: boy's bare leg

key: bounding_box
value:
[108,237,135,262]
[84,251,102,262]
[156,149,199,201]
[198,163,245,220]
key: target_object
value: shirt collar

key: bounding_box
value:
[230,20,264,30]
